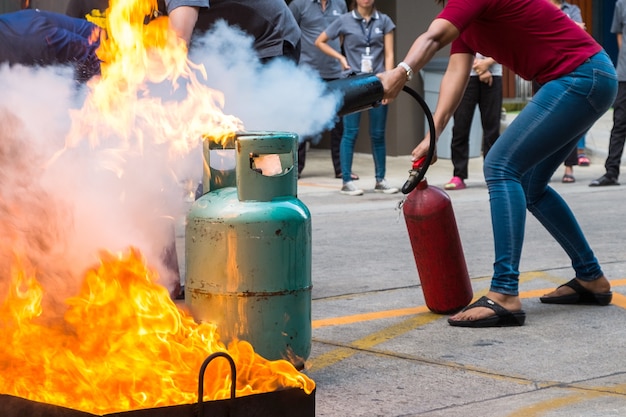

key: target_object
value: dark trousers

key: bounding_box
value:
[298,78,343,176]
[564,147,578,167]
[450,76,503,179]
[605,81,626,179]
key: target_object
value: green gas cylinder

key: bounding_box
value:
[185,132,312,368]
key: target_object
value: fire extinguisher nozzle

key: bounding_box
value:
[402,167,422,194]
[401,178,417,194]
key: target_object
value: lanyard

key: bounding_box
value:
[360,19,373,49]
[353,10,374,55]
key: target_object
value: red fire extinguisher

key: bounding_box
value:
[399,84,473,314]
[401,157,473,314]
[326,78,474,314]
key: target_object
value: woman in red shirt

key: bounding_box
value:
[379,0,617,327]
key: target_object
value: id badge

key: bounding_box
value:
[360,54,373,73]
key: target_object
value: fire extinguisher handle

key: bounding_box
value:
[401,156,426,194]
[412,156,427,170]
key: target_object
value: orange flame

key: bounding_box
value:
[0,0,314,413]
[0,248,314,414]
[66,0,242,160]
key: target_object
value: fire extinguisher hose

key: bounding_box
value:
[400,86,437,194]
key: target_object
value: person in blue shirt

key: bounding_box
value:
[316,0,399,196]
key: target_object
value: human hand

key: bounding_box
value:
[411,136,437,164]
[479,70,493,86]
[377,66,406,102]
[472,57,491,77]
[339,56,350,71]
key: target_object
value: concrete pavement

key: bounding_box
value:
[296,108,626,416]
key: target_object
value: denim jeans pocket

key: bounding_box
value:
[586,68,618,114]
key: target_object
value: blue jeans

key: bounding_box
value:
[483,51,617,296]
[341,104,388,183]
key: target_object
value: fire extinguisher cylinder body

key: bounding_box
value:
[403,180,473,314]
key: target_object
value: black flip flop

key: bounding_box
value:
[540,278,612,306]
[448,296,526,328]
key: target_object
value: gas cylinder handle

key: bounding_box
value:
[197,352,237,416]
[400,85,437,194]
[236,132,298,202]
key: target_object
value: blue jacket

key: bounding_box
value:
[0,9,101,80]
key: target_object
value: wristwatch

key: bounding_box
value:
[397,61,413,81]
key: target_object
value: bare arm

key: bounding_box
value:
[168,6,200,45]
[618,33,623,51]
[377,18,460,101]
[315,31,349,70]
[411,53,473,162]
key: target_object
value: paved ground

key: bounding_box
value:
[292,109,626,416]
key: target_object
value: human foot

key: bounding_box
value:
[540,276,612,305]
[448,292,524,327]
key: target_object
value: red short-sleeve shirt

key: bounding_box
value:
[438,0,601,84]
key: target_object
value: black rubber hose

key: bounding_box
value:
[400,85,437,194]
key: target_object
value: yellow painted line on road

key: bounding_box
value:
[312,278,626,329]
[308,312,440,372]
[313,305,430,328]
[506,381,626,417]
[506,389,598,417]
[610,292,626,308]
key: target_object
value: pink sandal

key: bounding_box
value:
[578,154,590,166]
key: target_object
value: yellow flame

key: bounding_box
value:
[66,0,243,160]
[0,1,314,413]
[0,249,314,414]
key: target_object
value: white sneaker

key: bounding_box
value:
[374,179,399,194]
[340,181,364,196]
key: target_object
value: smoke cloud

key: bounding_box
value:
[0,22,340,314]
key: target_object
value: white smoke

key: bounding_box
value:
[189,21,340,138]
[0,21,340,310]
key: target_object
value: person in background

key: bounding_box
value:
[162,0,302,299]
[0,9,102,82]
[590,0,626,187]
[289,0,357,181]
[316,0,398,196]
[549,0,590,184]
[378,0,615,327]
[164,0,301,64]
[444,53,502,191]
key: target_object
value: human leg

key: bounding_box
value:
[340,112,360,182]
[368,104,389,183]
[491,59,614,292]
[478,75,503,158]
[451,53,617,324]
[562,147,578,183]
[603,82,626,180]
[449,77,478,179]
[330,118,358,180]
[577,135,590,166]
